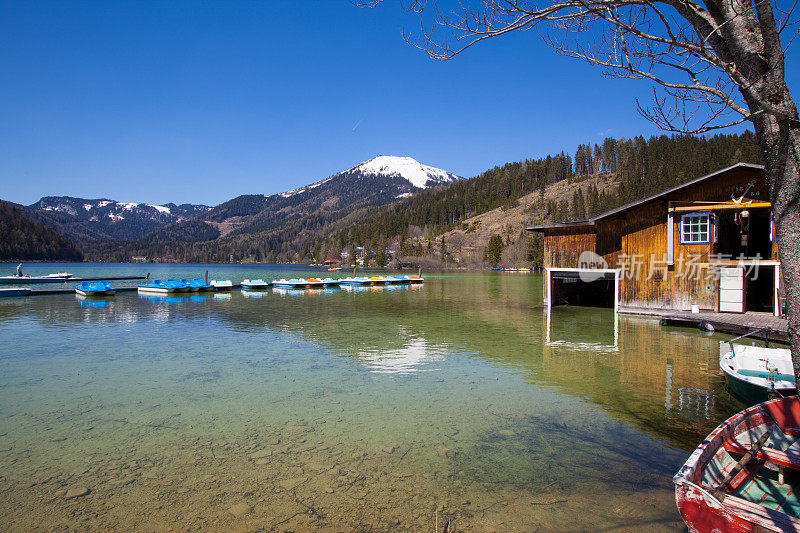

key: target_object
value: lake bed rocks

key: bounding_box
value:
[227,502,252,517]
[64,486,90,499]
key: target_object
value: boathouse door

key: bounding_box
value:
[719,267,745,313]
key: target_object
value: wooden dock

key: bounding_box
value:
[30,286,140,296]
[2,275,148,285]
[620,306,789,344]
[28,283,245,296]
[72,276,149,282]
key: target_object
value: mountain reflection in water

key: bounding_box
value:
[354,335,446,374]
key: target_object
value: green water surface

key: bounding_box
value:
[0,263,748,531]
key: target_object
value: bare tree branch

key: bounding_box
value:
[357,0,798,131]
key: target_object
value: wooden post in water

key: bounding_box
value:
[204,270,209,284]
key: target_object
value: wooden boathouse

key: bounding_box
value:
[527,163,784,317]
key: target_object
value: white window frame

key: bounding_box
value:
[680,212,712,244]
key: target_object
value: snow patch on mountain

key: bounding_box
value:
[348,156,460,189]
[42,204,76,215]
[280,176,335,198]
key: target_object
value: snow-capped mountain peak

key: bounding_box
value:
[347,156,460,189]
[277,155,460,199]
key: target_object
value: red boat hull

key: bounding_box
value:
[676,483,763,532]
[674,396,800,533]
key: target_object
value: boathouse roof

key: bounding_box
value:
[527,162,764,232]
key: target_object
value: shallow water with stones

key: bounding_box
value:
[0,263,749,531]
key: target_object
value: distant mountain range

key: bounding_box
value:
[10,155,461,261]
[103,156,460,259]
[21,197,211,242]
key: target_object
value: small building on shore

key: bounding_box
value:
[527,163,783,316]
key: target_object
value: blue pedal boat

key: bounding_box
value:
[187,278,214,292]
[75,281,116,296]
[138,279,185,295]
[172,279,191,292]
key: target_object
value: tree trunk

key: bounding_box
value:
[752,114,800,377]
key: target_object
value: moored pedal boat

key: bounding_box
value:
[211,280,233,291]
[273,278,312,289]
[306,278,325,288]
[241,278,270,290]
[338,276,373,286]
[187,279,214,292]
[75,281,115,296]
[172,279,191,292]
[674,396,800,532]
[721,341,795,405]
[138,279,184,295]
[178,279,197,292]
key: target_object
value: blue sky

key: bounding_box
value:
[1,1,796,206]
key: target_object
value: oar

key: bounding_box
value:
[712,430,771,501]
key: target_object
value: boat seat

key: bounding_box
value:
[724,439,800,470]
[736,368,794,383]
[736,369,796,383]
[724,494,800,529]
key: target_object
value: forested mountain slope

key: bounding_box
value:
[0,200,84,261]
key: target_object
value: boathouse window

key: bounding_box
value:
[680,213,712,244]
